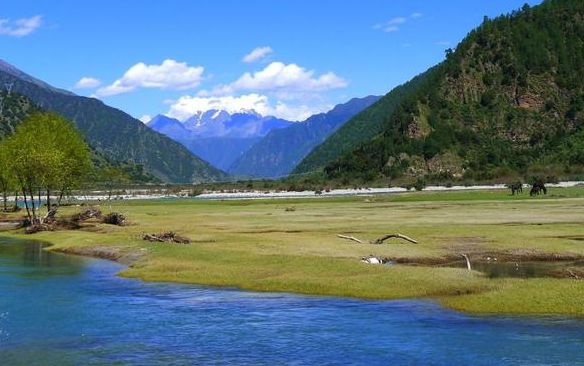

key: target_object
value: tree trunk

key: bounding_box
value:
[57,189,65,207]
[46,189,51,212]
[14,191,19,211]
[2,191,6,211]
[29,187,37,224]
[21,188,31,222]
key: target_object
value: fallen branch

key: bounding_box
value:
[42,208,58,224]
[461,253,472,271]
[337,233,418,245]
[372,234,418,244]
[337,234,364,244]
[102,212,126,226]
[71,207,102,222]
[142,232,191,244]
[567,269,580,280]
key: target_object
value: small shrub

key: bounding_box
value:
[414,178,427,191]
[102,212,126,226]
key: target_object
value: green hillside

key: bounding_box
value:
[0,62,228,183]
[320,0,584,184]
[293,69,433,175]
[0,91,160,184]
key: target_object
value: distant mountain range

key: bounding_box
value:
[229,95,380,178]
[147,111,292,171]
[148,97,379,176]
[0,60,227,183]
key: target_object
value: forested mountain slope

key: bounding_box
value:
[320,0,584,183]
[293,70,433,175]
[0,91,160,183]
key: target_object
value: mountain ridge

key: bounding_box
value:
[229,95,380,178]
[147,110,292,171]
[0,59,227,183]
[293,70,434,175]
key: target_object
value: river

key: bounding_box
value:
[0,238,583,365]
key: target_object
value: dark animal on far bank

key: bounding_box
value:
[507,182,523,195]
[530,182,547,196]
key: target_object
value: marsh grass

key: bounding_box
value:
[2,187,584,315]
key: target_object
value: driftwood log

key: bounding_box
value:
[337,233,418,245]
[102,212,126,226]
[142,232,191,244]
[71,207,102,222]
[372,234,418,244]
[42,208,58,224]
[337,234,364,244]
[461,253,472,271]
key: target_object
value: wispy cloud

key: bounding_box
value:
[0,15,43,37]
[242,46,273,63]
[138,115,152,123]
[74,77,102,89]
[374,13,422,33]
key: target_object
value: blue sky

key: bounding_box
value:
[1,0,542,121]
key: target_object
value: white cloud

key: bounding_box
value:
[242,46,273,63]
[215,62,347,94]
[169,61,346,121]
[166,93,329,122]
[374,13,422,33]
[0,15,42,37]
[96,59,204,97]
[74,77,102,89]
[138,115,152,123]
[374,17,406,32]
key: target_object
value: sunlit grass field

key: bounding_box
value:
[2,186,584,315]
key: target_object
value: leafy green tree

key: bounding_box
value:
[3,112,91,222]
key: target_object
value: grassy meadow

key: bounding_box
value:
[2,187,584,316]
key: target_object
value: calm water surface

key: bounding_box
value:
[0,238,583,366]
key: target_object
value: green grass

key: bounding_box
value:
[2,186,584,316]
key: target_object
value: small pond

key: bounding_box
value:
[445,259,584,278]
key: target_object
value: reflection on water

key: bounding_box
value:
[0,237,583,365]
[446,260,584,278]
[0,238,83,278]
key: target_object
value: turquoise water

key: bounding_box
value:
[1,238,583,365]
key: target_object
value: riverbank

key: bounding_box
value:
[1,187,584,316]
[3,239,582,366]
[2,181,583,203]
